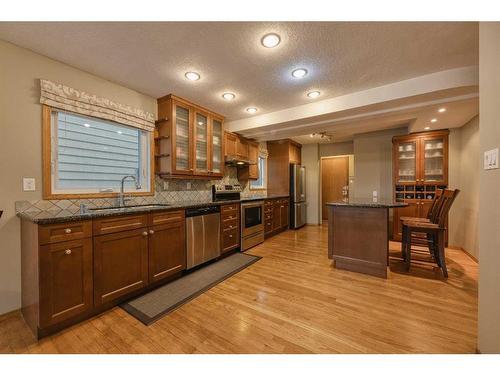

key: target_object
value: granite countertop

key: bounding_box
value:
[326,199,407,208]
[17,195,290,225]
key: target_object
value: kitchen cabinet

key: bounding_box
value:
[224,131,237,156]
[238,140,259,180]
[39,238,93,328]
[221,203,240,253]
[93,227,149,306]
[392,130,449,240]
[148,212,186,283]
[265,198,289,237]
[156,94,225,178]
[236,137,249,159]
[267,139,302,196]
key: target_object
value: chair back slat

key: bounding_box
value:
[427,188,444,222]
[437,189,460,227]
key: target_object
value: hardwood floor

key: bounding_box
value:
[0,224,478,354]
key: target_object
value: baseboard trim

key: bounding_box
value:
[448,245,478,263]
[0,308,21,322]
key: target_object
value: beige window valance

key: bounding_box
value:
[39,79,155,132]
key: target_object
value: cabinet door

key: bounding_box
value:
[225,132,237,156]
[280,202,289,229]
[193,110,210,176]
[172,101,193,175]
[93,229,149,306]
[272,203,281,231]
[210,117,224,177]
[149,220,186,283]
[421,135,448,184]
[393,202,419,240]
[39,238,93,328]
[248,142,259,179]
[236,137,249,159]
[394,140,418,183]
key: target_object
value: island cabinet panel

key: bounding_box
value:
[93,228,149,306]
[148,218,186,283]
[39,238,93,328]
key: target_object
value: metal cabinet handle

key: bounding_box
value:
[149,230,155,235]
[64,228,72,234]
[142,231,148,236]
[64,249,72,255]
[229,235,233,238]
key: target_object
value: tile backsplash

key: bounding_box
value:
[15,166,267,216]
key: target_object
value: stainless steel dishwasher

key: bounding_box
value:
[186,205,221,269]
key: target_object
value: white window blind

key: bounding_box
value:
[51,109,150,194]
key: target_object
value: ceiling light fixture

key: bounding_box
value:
[185,71,200,81]
[438,108,446,113]
[222,92,236,100]
[83,123,91,128]
[292,68,308,79]
[261,33,281,48]
[246,107,258,114]
[424,126,431,130]
[117,131,123,135]
[431,118,437,123]
[307,91,321,98]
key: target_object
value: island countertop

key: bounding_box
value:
[326,199,407,208]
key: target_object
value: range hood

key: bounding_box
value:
[225,155,256,167]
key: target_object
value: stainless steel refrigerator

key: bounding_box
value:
[290,164,307,229]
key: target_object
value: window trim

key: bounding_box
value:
[42,105,155,199]
[249,155,267,191]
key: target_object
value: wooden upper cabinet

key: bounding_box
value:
[224,131,237,156]
[267,139,302,196]
[236,137,249,159]
[238,140,259,180]
[156,94,225,178]
[289,142,302,165]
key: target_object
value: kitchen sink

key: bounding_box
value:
[89,204,171,212]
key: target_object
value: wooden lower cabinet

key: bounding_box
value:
[221,203,240,253]
[265,198,289,238]
[93,228,149,306]
[148,220,186,283]
[39,238,93,328]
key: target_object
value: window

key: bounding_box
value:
[44,107,152,198]
[250,156,267,190]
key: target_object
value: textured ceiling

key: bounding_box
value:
[0,22,478,121]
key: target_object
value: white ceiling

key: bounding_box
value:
[0,22,478,122]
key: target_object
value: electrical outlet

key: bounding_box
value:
[484,148,499,170]
[23,177,36,192]
[186,182,192,190]
[372,190,378,202]
[163,181,169,190]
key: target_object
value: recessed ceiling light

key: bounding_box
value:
[292,68,308,79]
[246,107,258,114]
[83,123,90,128]
[438,108,446,113]
[261,33,281,48]
[309,134,314,138]
[424,126,431,130]
[117,131,123,135]
[185,71,200,81]
[430,118,437,123]
[307,91,321,98]
[222,92,236,100]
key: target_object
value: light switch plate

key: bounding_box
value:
[186,182,192,190]
[23,177,36,191]
[484,148,499,170]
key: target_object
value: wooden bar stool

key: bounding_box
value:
[401,189,460,278]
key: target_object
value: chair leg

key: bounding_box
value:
[437,232,448,278]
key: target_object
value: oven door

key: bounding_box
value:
[241,201,264,237]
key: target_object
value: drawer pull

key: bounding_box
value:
[229,235,233,238]
[64,249,72,255]
[64,228,72,234]
[142,231,148,236]
[149,230,155,235]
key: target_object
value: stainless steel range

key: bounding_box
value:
[212,184,242,202]
[240,200,264,251]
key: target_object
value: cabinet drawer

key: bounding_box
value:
[264,200,274,207]
[93,214,148,235]
[149,210,184,226]
[264,212,273,221]
[39,220,92,245]
[222,227,239,250]
[264,220,273,234]
[222,218,239,232]
[221,204,239,214]
[221,211,239,222]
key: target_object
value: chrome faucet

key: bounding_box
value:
[119,175,140,207]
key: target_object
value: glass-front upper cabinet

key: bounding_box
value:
[193,110,209,175]
[172,102,192,174]
[422,136,446,183]
[396,140,417,183]
[210,117,224,176]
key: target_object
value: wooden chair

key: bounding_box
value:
[401,189,460,278]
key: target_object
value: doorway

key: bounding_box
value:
[321,156,350,220]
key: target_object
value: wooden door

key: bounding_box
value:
[39,238,93,328]
[272,202,281,231]
[210,116,224,177]
[148,221,186,283]
[93,228,149,306]
[280,201,289,229]
[321,157,349,220]
[172,100,193,175]
[225,132,237,156]
[193,109,210,176]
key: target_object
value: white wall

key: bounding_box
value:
[478,22,500,354]
[0,40,156,315]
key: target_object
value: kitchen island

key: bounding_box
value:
[327,199,407,278]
